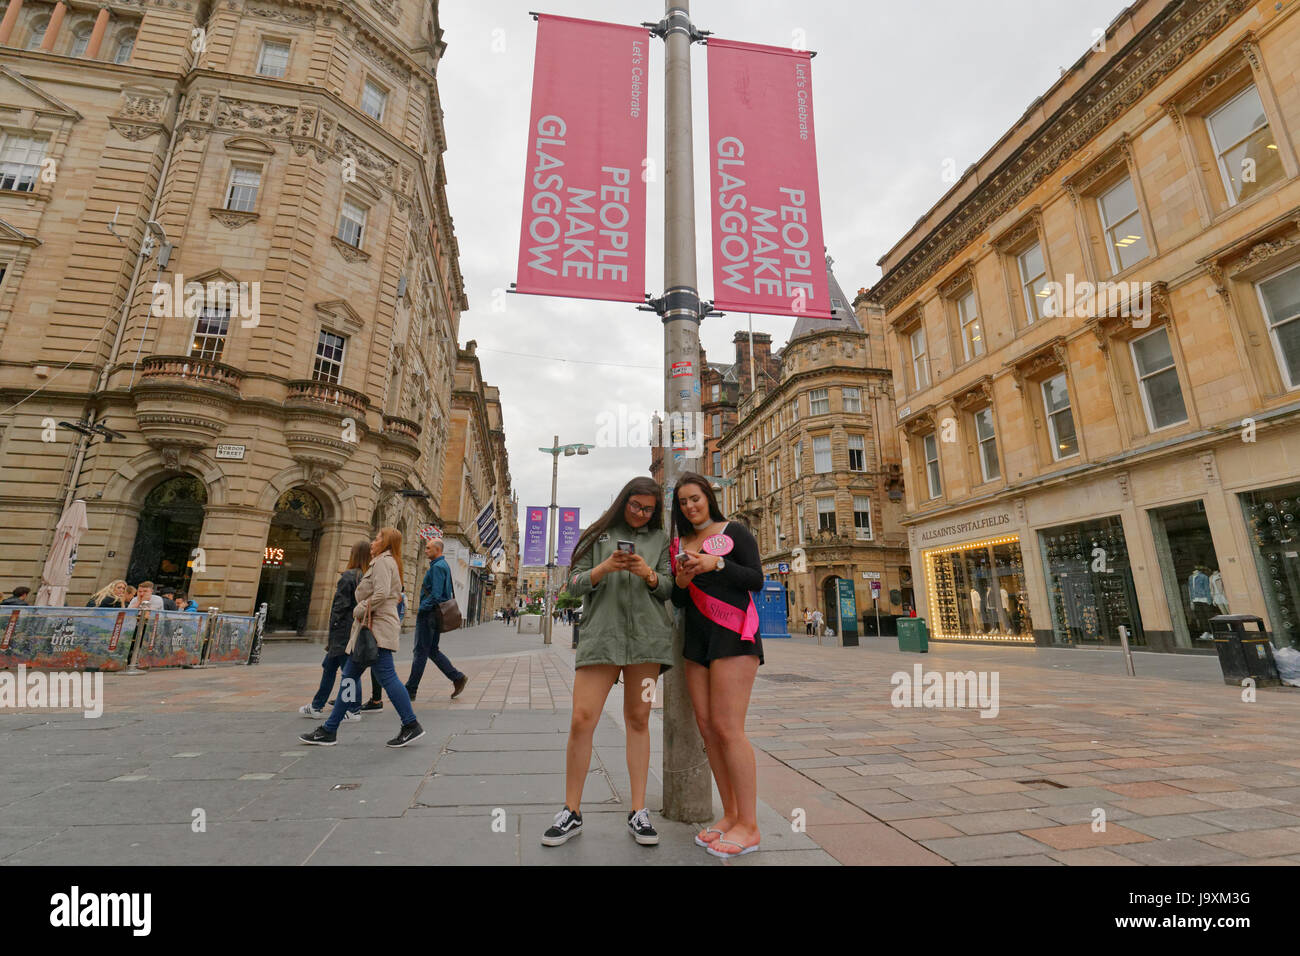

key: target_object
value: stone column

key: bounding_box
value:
[0,0,25,46]
[85,6,110,58]
[40,1,67,50]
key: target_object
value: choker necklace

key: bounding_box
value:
[690,518,714,531]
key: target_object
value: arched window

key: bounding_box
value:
[25,17,49,50]
[69,24,93,57]
[126,475,209,593]
[113,31,135,64]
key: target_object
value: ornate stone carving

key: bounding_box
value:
[1230,235,1300,276]
[1116,472,1131,501]
[334,127,396,186]
[109,120,162,140]
[209,207,259,229]
[215,98,298,136]
[122,92,165,121]
[248,3,316,25]
[1201,451,1219,484]
[953,376,994,411]
[938,261,975,298]
[369,0,399,26]
[331,236,372,263]
[357,34,410,83]
[992,207,1042,251]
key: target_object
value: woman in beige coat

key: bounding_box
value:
[300,527,425,748]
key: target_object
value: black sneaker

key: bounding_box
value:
[299,726,337,746]
[542,806,582,846]
[386,721,425,748]
[361,699,384,712]
[627,807,659,845]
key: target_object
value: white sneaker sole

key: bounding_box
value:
[631,829,660,846]
[541,827,582,846]
[386,728,426,748]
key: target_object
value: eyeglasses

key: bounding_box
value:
[627,502,656,516]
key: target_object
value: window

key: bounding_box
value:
[70,25,92,57]
[796,503,805,544]
[1018,242,1049,324]
[712,451,721,476]
[751,470,759,499]
[26,19,47,49]
[711,412,721,436]
[923,433,941,499]
[0,133,46,192]
[842,387,861,413]
[1207,85,1284,205]
[816,497,837,533]
[1098,176,1149,273]
[832,297,844,311]
[847,433,866,472]
[337,198,367,248]
[224,165,261,212]
[361,79,388,122]
[1130,328,1188,430]
[113,33,135,63]
[1042,373,1079,460]
[853,495,872,540]
[974,407,1000,482]
[257,39,291,78]
[809,388,829,415]
[1258,263,1300,389]
[769,459,776,491]
[813,435,831,474]
[957,289,984,361]
[910,327,929,389]
[773,509,781,548]
[190,305,231,361]
[711,384,720,401]
[793,440,802,479]
[312,330,347,384]
[791,398,798,422]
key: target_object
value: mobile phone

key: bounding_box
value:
[617,540,635,553]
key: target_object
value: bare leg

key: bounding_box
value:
[621,663,661,811]
[565,664,619,813]
[685,659,735,842]
[709,654,761,851]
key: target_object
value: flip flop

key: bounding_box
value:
[693,827,725,848]
[706,838,760,859]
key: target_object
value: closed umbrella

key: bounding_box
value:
[36,499,89,607]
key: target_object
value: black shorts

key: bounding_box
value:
[683,621,764,668]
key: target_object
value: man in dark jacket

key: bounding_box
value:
[406,537,467,700]
[1,586,31,605]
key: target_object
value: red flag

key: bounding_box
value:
[515,15,649,304]
[707,39,831,319]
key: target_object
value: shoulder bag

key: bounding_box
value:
[439,596,462,633]
[350,600,379,667]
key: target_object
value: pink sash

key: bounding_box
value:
[672,537,759,642]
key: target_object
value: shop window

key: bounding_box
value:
[1130,327,1188,430]
[1149,500,1228,650]
[923,535,1031,641]
[1240,482,1300,649]
[1038,516,1145,647]
[1256,262,1300,390]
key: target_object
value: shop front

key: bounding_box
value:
[916,507,1035,645]
[1037,515,1144,649]
[1239,481,1300,650]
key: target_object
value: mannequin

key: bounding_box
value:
[1188,565,1213,640]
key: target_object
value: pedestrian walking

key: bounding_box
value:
[541,477,673,848]
[812,608,824,636]
[300,527,425,748]
[671,471,765,859]
[86,580,128,608]
[299,539,371,720]
[406,536,468,701]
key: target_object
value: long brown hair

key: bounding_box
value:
[570,476,663,567]
[373,526,404,587]
[346,539,371,573]
[670,471,727,538]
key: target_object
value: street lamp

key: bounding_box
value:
[538,437,595,645]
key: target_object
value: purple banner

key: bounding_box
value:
[556,507,580,567]
[523,505,549,566]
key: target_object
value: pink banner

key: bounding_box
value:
[707,39,831,319]
[516,15,649,304]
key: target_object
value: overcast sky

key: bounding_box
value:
[438,0,1128,537]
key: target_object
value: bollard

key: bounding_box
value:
[1118,624,1136,676]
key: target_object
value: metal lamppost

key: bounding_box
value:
[538,437,594,645]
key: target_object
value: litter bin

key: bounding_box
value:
[897,617,929,653]
[1211,614,1280,687]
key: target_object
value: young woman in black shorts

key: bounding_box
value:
[670,471,765,859]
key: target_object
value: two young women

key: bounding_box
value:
[542,473,763,858]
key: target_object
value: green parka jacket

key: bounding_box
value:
[568,519,674,670]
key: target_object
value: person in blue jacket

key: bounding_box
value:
[405,536,468,700]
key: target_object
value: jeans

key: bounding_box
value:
[312,653,352,712]
[324,649,416,731]
[408,609,464,692]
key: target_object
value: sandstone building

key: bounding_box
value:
[0,0,516,634]
[871,0,1300,652]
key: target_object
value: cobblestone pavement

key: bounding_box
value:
[3,623,1298,865]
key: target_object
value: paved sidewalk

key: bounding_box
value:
[3,622,1299,865]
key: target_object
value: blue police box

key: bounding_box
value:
[757,579,791,639]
